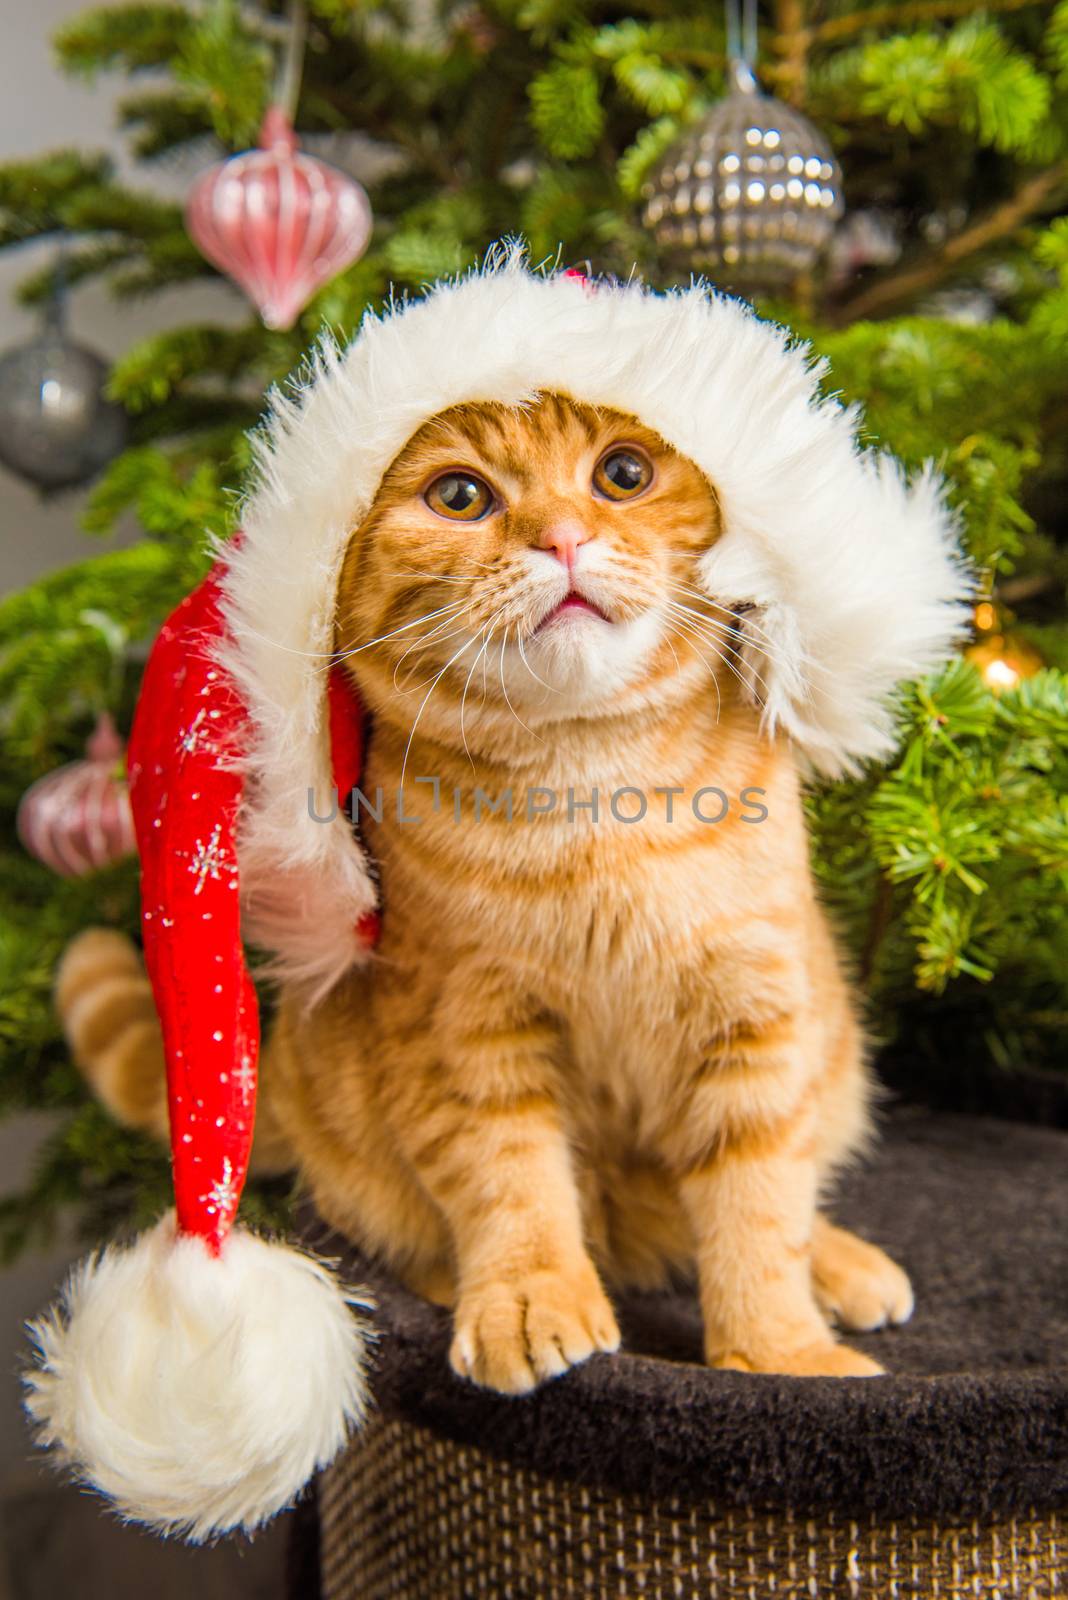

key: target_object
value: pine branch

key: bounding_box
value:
[831,161,1068,324]
[55,3,194,75]
[808,0,1043,48]
[810,21,1052,154]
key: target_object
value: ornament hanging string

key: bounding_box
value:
[45,237,69,337]
[724,0,759,74]
[275,0,308,122]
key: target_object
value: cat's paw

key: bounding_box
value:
[449,1265,621,1394]
[812,1225,914,1333]
[714,1341,885,1378]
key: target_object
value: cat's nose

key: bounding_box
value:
[535,519,591,569]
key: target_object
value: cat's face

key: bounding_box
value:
[336,392,724,726]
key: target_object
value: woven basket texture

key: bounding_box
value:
[320,1416,1064,1600]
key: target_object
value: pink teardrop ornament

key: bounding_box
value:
[17,713,136,877]
[185,107,373,331]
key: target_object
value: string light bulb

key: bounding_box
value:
[965,603,1044,693]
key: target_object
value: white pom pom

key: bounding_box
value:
[24,1214,371,1541]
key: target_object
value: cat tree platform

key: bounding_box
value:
[292,1091,1068,1600]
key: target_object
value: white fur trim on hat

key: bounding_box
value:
[25,1215,370,1541]
[221,242,971,990]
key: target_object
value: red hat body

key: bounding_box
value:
[127,564,259,1251]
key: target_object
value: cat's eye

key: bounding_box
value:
[593,447,653,501]
[424,472,494,521]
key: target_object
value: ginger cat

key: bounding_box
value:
[59,392,913,1390]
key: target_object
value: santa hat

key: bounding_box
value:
[24,245,971,1541]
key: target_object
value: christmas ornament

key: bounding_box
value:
[186,106,372,330]
[25,250,969,1541]
[641,0,843,286]
[0,286,128,491]
[16,713,135,875]
[185,0,371,330]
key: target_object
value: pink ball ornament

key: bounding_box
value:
[185,106,373,331]
[17,713,136,877]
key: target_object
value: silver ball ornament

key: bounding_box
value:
[642,64,844,286]
[0,326,129,491]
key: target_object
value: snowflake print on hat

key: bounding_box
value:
[184,823,238,895]
[200,1157,240,1232]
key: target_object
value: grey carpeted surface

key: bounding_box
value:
[619,1105,1068,1375]
[325,1106,1068,1519]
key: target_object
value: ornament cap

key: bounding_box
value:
[259,103,298,155]
[86,711,124,765]
[729,57,758,94]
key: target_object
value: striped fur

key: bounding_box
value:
[63,395,912,1386]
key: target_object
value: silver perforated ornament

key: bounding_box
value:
[642,62,844,286]
[0,300,128,492]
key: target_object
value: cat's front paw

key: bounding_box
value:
[713,1340,884,1378]
[812,1224,914,1333]
[449,1264,621,1394]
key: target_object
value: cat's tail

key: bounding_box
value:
[56,928,170,1141]
[56,928,293,1170]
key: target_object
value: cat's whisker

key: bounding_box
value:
[666,583,774,650]
[664,601,774,701]
[663,634,683,681]
[668,581,783,658]
[663,618,725,722]
[392,611,474,690]
[399,628,483,791]
[658,611,725,720]
[664,602,771,706]
[498,627,545,744]
[424,555,497,572]
[668,597,762,655]
[459,614,504,768]
[516,629,562,695]
[381,571,477,585]
[239,626,347,661]
[394,615,484,694]
[665,590,781,676]
[665,604,769,709]
[336,600,466,661]
[481,630,492,701]
[668,598,777,684]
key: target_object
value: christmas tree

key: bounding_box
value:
[1,0,1065,1258]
